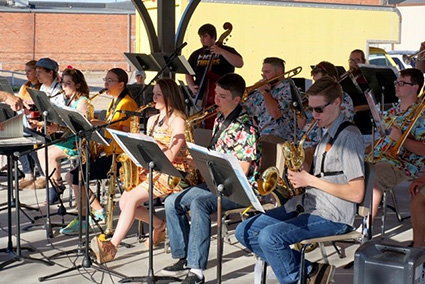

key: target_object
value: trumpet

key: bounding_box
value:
[403,50,425,65]
[243,66,302,102]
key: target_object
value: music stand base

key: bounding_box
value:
[0,253,54,270]
[119,275,181,283]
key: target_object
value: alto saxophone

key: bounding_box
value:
[258,120,318,201]
[117,102,155,191]
[105,145,118,237]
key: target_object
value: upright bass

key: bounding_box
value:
[194,22,233,129]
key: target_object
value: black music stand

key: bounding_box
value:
[124,52,162,72]
[151,53,195,76]
[0,78,15,94]
[27,88,70,238]
[288,79,307,142]
[186,142,264,284]
[359,64,398,111]
[108,129,183,283]
[0,137,54,270]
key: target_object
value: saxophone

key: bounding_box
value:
[117,102,155,191]
[258,120,318,201]
[183,105,219,185]
[105,145,118,237]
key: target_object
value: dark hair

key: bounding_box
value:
[24,60,41,89]
[350,49,366,63]
[155,78,187,119]
[62,67,90,99]
[311,61,339,80]
[198,23,217,39]
[263,57,285,73]
[400,68,424,95]
[306,75,342,103]
[108,68,128,85]
[216,73,246,99]
[36,66,58,81]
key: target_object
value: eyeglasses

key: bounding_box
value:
[394,80,415,87]
[309,101,332,114]
[103,78,119,84]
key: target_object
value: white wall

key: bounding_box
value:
[392,5,425,51]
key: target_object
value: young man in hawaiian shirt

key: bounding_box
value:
[162,73,261,284]
[370,68,425,220]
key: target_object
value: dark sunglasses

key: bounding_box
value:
[309,101,332,113]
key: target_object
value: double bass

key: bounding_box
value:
[194,22,233,129]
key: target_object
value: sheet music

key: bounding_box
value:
[187,142,264,213]
[0,78,15,94]
[107,128,155,167]
[365,89,386,137]
[0,113,24,139]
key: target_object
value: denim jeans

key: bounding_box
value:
[235,206,351,284]
[164,183,242,269]
[19,152,43,176]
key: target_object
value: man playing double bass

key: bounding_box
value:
[186,23,243,128]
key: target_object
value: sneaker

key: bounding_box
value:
[89,210,106,226]
[161,259,189,277]
[91,236,117,264]
[181,272,204,284]
[19,178,35,190]
[59,217,87,235]
[308,263,334,284]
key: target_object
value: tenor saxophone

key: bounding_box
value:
[105,145,118,237]
[117,102,155,191]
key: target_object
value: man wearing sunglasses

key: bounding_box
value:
[236,76,365,284]
[370,68,425,222]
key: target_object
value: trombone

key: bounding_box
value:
[243,66,302,102]
[403,50,425,65]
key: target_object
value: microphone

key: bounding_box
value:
[116,110,145,118]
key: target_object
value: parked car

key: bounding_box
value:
[388,50,417,70]
[368,47,399,70]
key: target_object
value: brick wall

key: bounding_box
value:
[0,11,136,71]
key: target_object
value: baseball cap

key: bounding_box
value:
[36,58,59,72]
[135,70,146,77]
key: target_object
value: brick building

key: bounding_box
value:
[0,1,136,71]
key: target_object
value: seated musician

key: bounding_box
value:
[236,76,365,284]
[243,57,294,141]
[60,68,138,235]
[370,68,425,221]
[186,23,243,128]
[90,78,198,263]
[301,62,355,170]
[30,58,66,189]
[36,67,93,204]
[161,73,260,284]
[410,172,425,248]
[417,41,425,73]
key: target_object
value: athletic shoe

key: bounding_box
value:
[181,272,204,284]
[59,217,87,235]
[161,258,189,277]
[90,210,106,225]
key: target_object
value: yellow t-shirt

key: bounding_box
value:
[104,94,138,155]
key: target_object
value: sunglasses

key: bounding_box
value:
[309,101,332,113]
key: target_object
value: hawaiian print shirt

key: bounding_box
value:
[303,92,355,149]
[373,102,425,177]
[243,80,294,140]
[212,107,261,187]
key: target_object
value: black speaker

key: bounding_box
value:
[354,241,425,284]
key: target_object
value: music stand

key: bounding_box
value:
[186,142,264,283]
[151,53,195,76]
[0,136,53,270]
[359,64,398,111]
[288,79,307,142]
[123,52,162,72]
[108,128,183,283]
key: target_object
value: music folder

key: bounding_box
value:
[27,89,67,127]
[52,105,109,146]
[364,89,386,137]
[186,142,264,212]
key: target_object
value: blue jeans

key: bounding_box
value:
[235,206,351,284]
[19,152,43,176]
[164,183,242,269]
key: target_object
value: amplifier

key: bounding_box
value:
[354,241,425,284]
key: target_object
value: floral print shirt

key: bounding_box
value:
[243,80,294,140]
[212,107,261,187]
[372,102,425,177]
